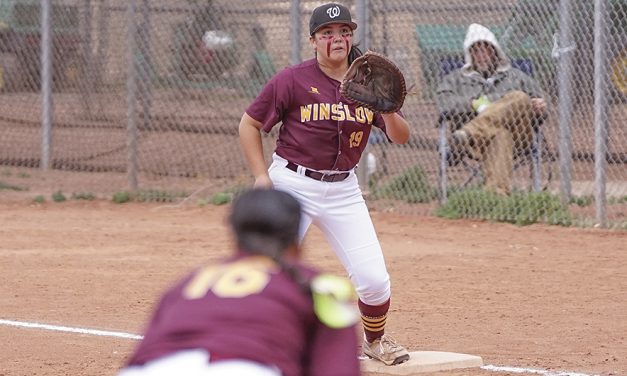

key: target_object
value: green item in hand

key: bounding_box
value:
[472,95,491,113]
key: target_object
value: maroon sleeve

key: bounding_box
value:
[123,284,179,366]
[245,68,293,133]
[374,110,404,143]
[305,321,360,376]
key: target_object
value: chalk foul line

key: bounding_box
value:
[1,319,601,376]
[482,364,599,376]
[0,319,143,340]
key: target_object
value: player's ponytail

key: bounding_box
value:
[348,44,363,65]
[270,254,312,294]
[230,188,311,294]
[230,189,358,329]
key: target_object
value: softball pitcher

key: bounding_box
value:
[239,2,411,366]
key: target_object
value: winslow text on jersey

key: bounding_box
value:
[300,103,375,124]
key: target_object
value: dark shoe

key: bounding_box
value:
[446,129,469,167]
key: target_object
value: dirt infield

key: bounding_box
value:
[0,200,625,376]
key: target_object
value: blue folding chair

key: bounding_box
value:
[437,58,550,201]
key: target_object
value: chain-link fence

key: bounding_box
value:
[0,0,625,228]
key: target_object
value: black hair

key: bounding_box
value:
[229,188,310,293]
[348,44,363,65]
[230,188,301,258]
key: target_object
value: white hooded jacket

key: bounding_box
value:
[436,23,544,116]
[462,23,511,74]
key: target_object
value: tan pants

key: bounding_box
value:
[462,90,533,195]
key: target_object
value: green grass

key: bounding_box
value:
[571,195,593,207]
[52,191,67,202]
[208,185,249,206]
[32,195,45,204]
[0,181,28,191]
[134,190,189,203]
[569,195,627,206]
[609,195,627,205]
[370,165,439,203]
[211,192,232,205]
[112,191,131,204]
[436,189,572,226]
[1,170,31,178]
[112,190,189,204]
[71,192,96,200]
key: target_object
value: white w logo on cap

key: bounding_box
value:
[326,6,340,18]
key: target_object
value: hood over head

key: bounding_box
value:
[462,23,510,73]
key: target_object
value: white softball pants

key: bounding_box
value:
[117,349,281,376]
[269,154,391,305]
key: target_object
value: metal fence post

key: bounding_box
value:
[593,0,609,228]
[40,0,53,170]
[96,2,110,89]
[557,0,575,204]
[80,0,94,117]
[356,0,370,191]
[127,0,138,191]
[439,119,448,203]
[290,0,301,66]
[138,0,153,131]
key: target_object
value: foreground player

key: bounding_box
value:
[238,2,411,366]
[117,188,361,376]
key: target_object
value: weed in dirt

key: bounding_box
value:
[0,181,27,191]
[72,192,96,200]
[135,190,189,203]
[570,195,627,207]
[207,185,248,206]
[436,189,572,226]
[211,192,232,205]
[18,172,31,178]
[196,198,209,207]
[370,165,439,203]
[609,195,627,205]
[112,191,131,204]
[52,191,67,202]
[571,195,594,207]
[33,195,46,204]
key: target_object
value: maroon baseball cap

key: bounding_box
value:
[309,3,358,36]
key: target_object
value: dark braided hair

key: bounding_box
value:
[348,44,363,65]
[229,188,310,293]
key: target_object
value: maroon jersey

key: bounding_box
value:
[246,58,389,171]
[125,254,360,376]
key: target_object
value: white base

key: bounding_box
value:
[360,351,483,375]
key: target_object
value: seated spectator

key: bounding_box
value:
[436,23,547,195]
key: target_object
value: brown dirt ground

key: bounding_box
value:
[0,200,626,376]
